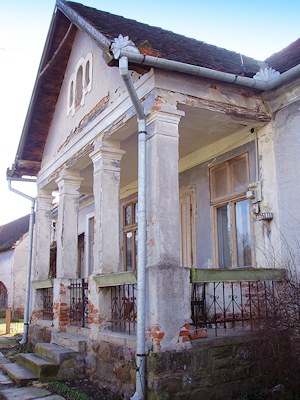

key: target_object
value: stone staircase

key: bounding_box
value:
[0,332,87,386]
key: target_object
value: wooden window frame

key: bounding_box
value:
[122,199,138,271]
[210,153,253,268]
[210,153,250,205]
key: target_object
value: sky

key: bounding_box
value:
[0,0,299,226]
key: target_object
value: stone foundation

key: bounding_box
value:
[29,325,267,399]
[147,334,257,400]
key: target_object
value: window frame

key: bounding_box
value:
[210,153,253,269]
[122,199,138,272]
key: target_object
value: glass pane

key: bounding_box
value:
[232,157,248,192]
[134,202,138,224]
[125,206,131,225]
[235,200,251,267]
[217,205,232,269]
[213,166,229,199]
[125,232,132,271]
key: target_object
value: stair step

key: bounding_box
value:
[51,332,87,352]
[1,362,37,386]
[0,369,14,387]
[35,342,79,363]
[17,353,59,379]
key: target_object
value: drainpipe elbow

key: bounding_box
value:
[119,56,129,77]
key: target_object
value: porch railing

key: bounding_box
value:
[42,287,54,320]
[69,279,88,327]
[191,268,286,336]
[111,283,137,334]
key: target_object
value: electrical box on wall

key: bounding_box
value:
[247,181,262,204]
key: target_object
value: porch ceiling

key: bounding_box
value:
[79,104,258,193]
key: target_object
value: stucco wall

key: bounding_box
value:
[273,100,300,265]
[0,250,13,307]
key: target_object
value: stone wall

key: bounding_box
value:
[147,334,258,400]
[85,340,136,399]
[29,325,267,400]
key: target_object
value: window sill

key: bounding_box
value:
[190,268,285,283]
[93,271,137,288]
[33,279,53,289]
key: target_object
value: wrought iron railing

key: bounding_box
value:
[111,284,137,334]
[69,279,88,327]
[42,287,54,320]
[191,268,285,336]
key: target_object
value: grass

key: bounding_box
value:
[0,317,23,337]
[47,381,93,400]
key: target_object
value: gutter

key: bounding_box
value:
[7,178,36,344]
[117,49,300,91]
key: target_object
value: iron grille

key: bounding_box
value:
[111,284,137,334]
[69,279,89,327]
[42,287,54,320]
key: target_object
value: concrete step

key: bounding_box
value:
[1,362,37,386]
[16,353,59,379]
[35,342,79,363]
[51,332,87,352]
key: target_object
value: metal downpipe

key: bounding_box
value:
[119,56,147,400]
[8,179,36,344]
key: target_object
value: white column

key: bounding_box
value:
[55,169,83,278]
[34,189,54,280]
[146,106,191,350]
[90,142,125,275]
[146,107,184,268]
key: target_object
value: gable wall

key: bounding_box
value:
[42,30,126,168]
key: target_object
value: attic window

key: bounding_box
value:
[67,52,93,116]
[75,65,83,107]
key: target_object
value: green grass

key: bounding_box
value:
[47,381,93,400]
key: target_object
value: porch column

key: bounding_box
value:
[34,189,54,280]
[55,169,83,278]
[146,106,191,350]
[90,142,125,275]
[53,169,83,330]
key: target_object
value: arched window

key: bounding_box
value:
[75,65,83,108]
[67,53,93,116]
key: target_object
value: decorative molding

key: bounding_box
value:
[254,62,280,82]
[111,34,140,60]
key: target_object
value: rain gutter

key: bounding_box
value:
[7,178,36,344]
[118,49,300,91]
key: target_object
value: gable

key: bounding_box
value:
[41,29,126,168]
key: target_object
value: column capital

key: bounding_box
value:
[90,146,126,174]
[146,105,185,139]
[55,169,84,195]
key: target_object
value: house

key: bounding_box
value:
[0,214,30,314]
[6,0,300,398]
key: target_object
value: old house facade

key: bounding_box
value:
[6,0,300,398]
[0,215,30,313]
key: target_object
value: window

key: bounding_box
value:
[122,200,138,271]
[210,154,252,268]
[87,216,94,276]
[180,186,196,268]
[67,53,93,116]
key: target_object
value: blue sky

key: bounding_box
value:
[0,0,299,225]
